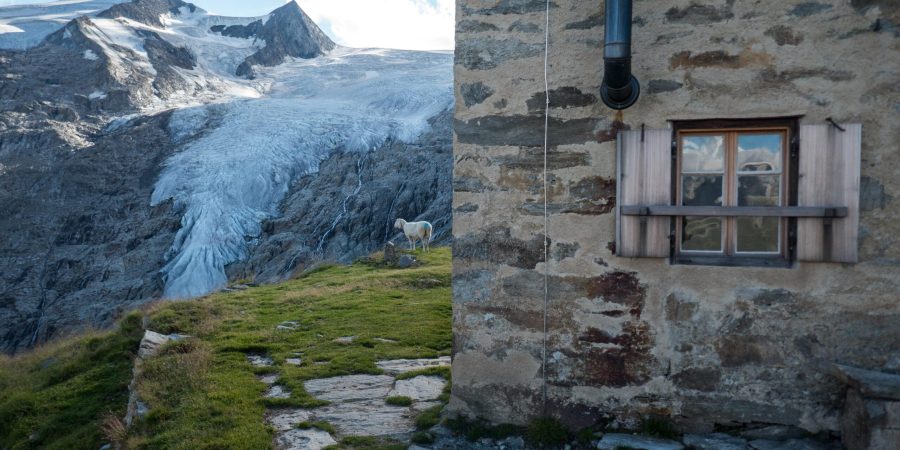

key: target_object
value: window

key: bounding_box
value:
[676,123,793,265]
[616,118,861,265]
[673,120,796,265]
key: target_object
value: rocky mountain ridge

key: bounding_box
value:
[0,0,452,353]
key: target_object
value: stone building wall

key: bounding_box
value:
[450,0,900,433]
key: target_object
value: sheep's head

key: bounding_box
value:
[394,219,405,229]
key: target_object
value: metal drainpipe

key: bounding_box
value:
[600,0,641,110]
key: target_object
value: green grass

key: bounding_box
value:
[297,420,336,434]
[0,247,452,449]
[0,313,144,450]
[525,417,569,448]
[385,396,413,406]
[394,365,450,381]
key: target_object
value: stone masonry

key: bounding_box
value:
[451,0,900,435]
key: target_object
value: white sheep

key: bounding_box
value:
[394,219,433,251]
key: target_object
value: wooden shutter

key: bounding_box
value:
[616,129,672,258]
[798,124,861,263]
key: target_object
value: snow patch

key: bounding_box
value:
[0,23,24,34]
[83,49,99,60]
[88,90,107,99]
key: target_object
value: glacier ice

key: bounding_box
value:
[152,48,453,299]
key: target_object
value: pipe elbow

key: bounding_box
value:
[600,0,640,110]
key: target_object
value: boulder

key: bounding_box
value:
[833,364,900,450]
[398,255,417,269]
[841,388,900,450]
[384,242,400,266]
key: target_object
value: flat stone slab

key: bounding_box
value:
[333,336,356,344]
[274,428,337,450]
[314,399,414,436]
[248,354,274,367]
[304,375,394,402]
[388,375,446,401]
[375,357,451,375]
[683,433,750,450]
[266,385,291,399]
[267,409,315,432]
[286,358,302,366]
[597,433,684,450]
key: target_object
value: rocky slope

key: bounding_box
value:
[0,0,452,353]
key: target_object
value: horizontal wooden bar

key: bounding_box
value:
[620,205,848,218]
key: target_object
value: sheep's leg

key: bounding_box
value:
[409,237,415,251]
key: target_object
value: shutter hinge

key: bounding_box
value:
[826,117,846,132]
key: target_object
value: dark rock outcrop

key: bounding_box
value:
[98,0,196,27]
[229,2,336,78]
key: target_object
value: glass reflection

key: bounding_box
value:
[738,134,782,172]
[737,217,779,253]
[683,216,722,252]
[738,175,780,206]
[682,175,723,206]
[682,135,725,172]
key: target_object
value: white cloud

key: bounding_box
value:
[296,0,454,51]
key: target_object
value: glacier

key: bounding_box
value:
[151,47,453,298]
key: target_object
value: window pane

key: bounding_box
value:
[682,135,725,172]
[738,134,782,172]
[683,175,723,206]
[737,217,780,253]
[682,216,722,252]
[738,174,780,206]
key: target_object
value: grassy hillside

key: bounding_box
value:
[0,247,452,449]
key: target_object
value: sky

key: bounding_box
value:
[0,0,455,50]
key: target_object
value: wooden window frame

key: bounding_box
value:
[670,117,800,268]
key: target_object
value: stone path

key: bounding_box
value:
[247,354,450,450]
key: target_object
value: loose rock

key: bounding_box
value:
[247,354,274,367]
[277,321,300,331]
[259,374,279,385]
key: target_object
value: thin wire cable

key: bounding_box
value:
[541,0,551,412]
